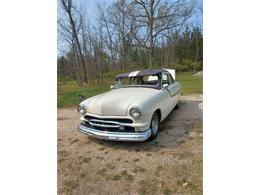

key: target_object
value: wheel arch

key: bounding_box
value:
[154,108,161,122]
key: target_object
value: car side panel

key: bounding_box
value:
[149,82,181,123]
[131,90,170,131]
[133,84,181,131]
[167,82,181,108]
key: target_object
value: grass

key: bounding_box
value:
[63,179,79,193]
[120,170,134,181]
[58,150,69,158]
[57,71,202,107]
[155,165,163,177]
[163,187,173,195]
[111,170,134,182]
[97,168,107,175]
[81,157,91,163]
[132,166,146,174]
[111,174,121,181]
[193,121,203,129]
[58,82,112,107]
[69,139,79,145]
[139,179,157,195]
[176,72,203,95]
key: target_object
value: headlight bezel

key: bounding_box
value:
[77,105,86,115]
[129,106,142,119]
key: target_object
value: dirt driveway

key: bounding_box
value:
[58,95,203,195]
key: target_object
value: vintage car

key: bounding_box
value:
[77,69,181,141]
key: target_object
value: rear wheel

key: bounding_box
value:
[148,112,159,140]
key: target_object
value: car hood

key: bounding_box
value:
[81,87,160,116]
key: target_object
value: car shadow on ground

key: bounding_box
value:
[87,98,203,153]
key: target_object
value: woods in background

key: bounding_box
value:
[58,0,203,85]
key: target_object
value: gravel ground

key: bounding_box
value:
[58,95,203,195]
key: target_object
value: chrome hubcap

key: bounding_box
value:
[151,116,159,135]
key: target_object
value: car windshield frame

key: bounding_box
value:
[114,74,162,90]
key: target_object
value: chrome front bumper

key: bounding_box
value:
[78,124,151,141]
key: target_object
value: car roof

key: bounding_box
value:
[115,69,167,79]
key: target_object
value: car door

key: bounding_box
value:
[161,72,174,115]
[168,74,180,108]
[162,72,179,110]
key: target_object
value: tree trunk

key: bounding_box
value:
[72,44,82,85]
[149,46,154,69]
[149,0,154,69]
[65,1,88,83]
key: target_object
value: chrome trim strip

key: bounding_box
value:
[78,124,151,142]
[89,120,120,128]
[85,112,133,119]
[89,119,133,127]
[170,89,181,97]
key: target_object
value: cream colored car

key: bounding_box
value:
[78,69,181,141]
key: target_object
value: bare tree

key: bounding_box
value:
[129,0,194,69]
[94,0,136,73]
[94,3,116,78]
[58,16,83,84]
[113,0,128,71]
[57,0,203,85]
[60,0,88,83]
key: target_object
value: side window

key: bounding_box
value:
[162,73,170,85]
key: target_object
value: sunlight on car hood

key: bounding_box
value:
[82,88,159,116]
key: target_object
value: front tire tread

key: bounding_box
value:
[148,112,159,141]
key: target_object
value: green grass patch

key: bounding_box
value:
[120,170,134,182]
[57,83,111,107]
[111,170,134,182]
[176,72,203,95]
[57,72,202,107]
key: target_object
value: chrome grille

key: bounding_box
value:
[83,115,135,132]
[84,115,133,129]
[89,119,133,128]
[84,115,133,124]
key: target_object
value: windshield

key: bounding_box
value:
[115,75,161,89]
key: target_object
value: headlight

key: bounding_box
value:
[77,105,86,115]
[130,106,142,119]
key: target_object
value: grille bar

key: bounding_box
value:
[83,122,135,132]
[89,119,133,128]
[84,115,133,124]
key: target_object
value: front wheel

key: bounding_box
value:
[148,112,159,140]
